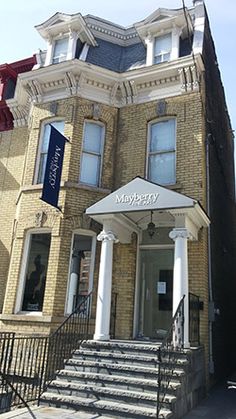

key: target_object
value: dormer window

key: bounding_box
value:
[52,37,69,64]
[154,34,172,64]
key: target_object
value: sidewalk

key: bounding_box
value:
[183,383,236,419]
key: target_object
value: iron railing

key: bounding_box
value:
[110,292,118,339]
[157,295,185,418]
[0,292,93,413]
[189,292,200,346]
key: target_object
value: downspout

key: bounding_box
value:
[206,132,214,374]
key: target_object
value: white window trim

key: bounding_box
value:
[145,27,181,66]
[146,117,177,186]
[65,229,96,315]
[15,229,51,315]
[79,120,105,188]
[34,118,65,185]
[44,32,78,66]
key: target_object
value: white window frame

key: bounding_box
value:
[15,229,51,315]
[145,29,180,66]
[146,118,176,186]
[79,120,105,188]
[154,33,172,64]
[52,37,69,64]
[65,229,96,315]
[34,118,65,185]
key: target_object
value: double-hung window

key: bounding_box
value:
[37,120,65,184]
[80,121,105,187]
[148,119,176,185]
[52,38,68,64]
[154,34,172,64]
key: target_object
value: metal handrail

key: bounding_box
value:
[157,295,185,418]
[0,291,93,413]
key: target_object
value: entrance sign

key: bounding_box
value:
[115,192,159,206]
[86,177,206,216]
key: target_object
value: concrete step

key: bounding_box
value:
[47,379,162,408]
[64,358,185,381]
[56,369,181,396]
[73,348,189,370]
[40,392,173,418]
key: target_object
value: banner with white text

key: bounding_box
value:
[41,125,68,210]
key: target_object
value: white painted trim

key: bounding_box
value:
[14,229,51,314]
[80,43,90,62]
[65,229,96,315]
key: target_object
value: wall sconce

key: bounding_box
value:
[147,210,155,238]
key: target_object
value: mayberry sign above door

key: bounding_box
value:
[86,177,200,215]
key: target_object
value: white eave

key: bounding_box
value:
[35,12,97,46]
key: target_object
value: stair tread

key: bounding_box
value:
[41,392,173,418]
[57,369,181,390]
[65,358,185,375]
[48,379,176,402]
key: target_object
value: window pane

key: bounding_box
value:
[149,152,175,185]
[80,153,100,186]
[53,38,68,63]
[150,120,175,152]
[22,233,51,312]
[37,120,65,184]
[83,123,103,154]
[154,34,171,56]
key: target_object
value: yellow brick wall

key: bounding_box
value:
[0,93,208,364]
[0,127,28,312]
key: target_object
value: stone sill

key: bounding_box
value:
[0,313,65,323]
[16,182,111,204]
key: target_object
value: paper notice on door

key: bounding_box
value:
[157,281,166,294]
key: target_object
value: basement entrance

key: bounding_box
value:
[138,248,173,339]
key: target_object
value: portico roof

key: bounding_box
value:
[86,177,210,240]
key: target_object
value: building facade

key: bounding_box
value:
[0,0,235,382]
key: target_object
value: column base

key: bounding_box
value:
[93,333,110,341]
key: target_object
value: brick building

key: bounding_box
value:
[0,0,235,399]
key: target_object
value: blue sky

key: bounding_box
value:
[1,0,235,151]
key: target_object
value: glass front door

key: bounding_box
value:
[138,248,173,339]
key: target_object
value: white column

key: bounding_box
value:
[67,31,77,60]
[44,39,53,66]
[169,228,191,348]
[94,230,118,341]
[171,27,181,61]
[145,35,154,66]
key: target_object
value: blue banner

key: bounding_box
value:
[41,125,68,210]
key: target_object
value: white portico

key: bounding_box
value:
[86,177,210,347]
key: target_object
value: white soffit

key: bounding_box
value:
[86,177,209,227]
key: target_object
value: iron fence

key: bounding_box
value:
[0,292,93,413]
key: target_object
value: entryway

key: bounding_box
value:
[138,248,173,339]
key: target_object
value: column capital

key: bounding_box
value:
[97,230,119,243]
[169,228,193,241]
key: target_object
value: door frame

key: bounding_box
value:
[133,238,174,338]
